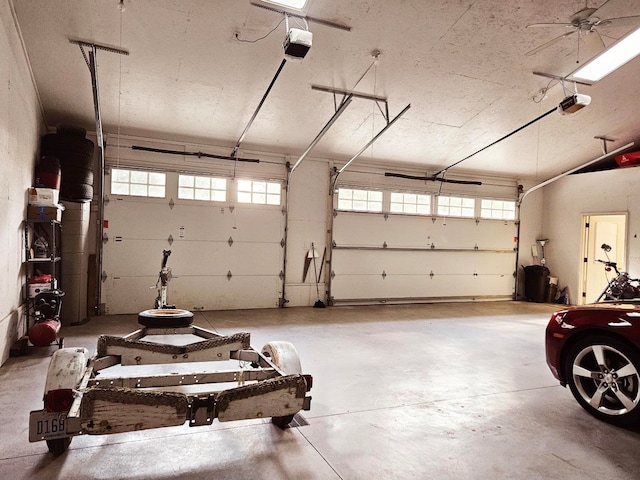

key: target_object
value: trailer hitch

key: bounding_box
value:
[188,395,216,426]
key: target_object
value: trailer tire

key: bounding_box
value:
[261,341,302,429]
[138,308,194,328]
[46,437,72,455]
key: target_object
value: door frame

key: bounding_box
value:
[580,212,627,305]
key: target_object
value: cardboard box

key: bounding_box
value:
[28,187,59,206]
[28,205,63,221]
[29,280,58,298]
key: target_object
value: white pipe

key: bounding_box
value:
[519,142,634,204]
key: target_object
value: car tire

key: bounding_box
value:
[46,437,72,455]
[61,183,93,203]
[137,308,194,328]
[261,341,302,429]
[564,335,640,427]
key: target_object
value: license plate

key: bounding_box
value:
[29,410,68,442]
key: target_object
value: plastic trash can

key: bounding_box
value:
[524,265,550,303]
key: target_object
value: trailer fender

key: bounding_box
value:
[44,347,90,395]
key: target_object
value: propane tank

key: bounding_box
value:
[29,319,61,347]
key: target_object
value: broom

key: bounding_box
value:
[311,242,326,308]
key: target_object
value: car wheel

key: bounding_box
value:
[565,336,640,427]
[46,437,71,455]
[138,308,194,328]
[261,341,302,429]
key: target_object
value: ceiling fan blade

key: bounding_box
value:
[588,0,619,22]
[583,29,606,51]
[596,15,640,27]
[525,29,577,56]
[526,22,574,28]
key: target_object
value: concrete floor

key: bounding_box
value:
[2,301,640,479]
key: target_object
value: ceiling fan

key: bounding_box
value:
[525,0,640,56]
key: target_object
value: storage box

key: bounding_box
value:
[29,280,58,298]
[615,151,640,168]
[28,187,59,206]
[28,205,62,221]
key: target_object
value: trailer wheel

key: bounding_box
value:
[138,308,194,328]
[261,341,302,429]
[46,437,71,455]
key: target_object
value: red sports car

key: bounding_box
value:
[545,302,640,427]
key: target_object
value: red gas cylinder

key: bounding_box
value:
[29,319,61,347]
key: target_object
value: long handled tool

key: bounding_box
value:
[311,243,325,308]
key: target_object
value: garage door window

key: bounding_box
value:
[480,199,516,220]
[390,192,431,214]
[111,168,166,198]
[237,180,281,205]
[178,175,227,202]
[437,195,475,217]
[337,188,383,212]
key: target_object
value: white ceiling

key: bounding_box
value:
[11,0,640,181]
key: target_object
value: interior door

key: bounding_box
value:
[581,214,627,304]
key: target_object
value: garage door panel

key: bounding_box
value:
[174,243,283,275]
[167,276,281,310]
[105,240,282,278]
[331,209,517,303]
[332,250,515,276]
[106,202,283,243]
[103,276,158,314]
[425,219,516,250]
[105,197,176,236]
[104,275,281,314]
[333,212,388,246]
[331,272,514,300]
[103,239,170,277]
[103,171,284,313]
[334,212,516,251]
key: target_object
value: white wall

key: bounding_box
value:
[0,0,46,364]
[542,166,640,304]
[285,158,330,306]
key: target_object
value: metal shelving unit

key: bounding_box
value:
[23,219,62,335]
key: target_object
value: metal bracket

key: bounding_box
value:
[594,136,615,155]
[102,232,109,244]
[227,270,233,281]
[188,395,216,426]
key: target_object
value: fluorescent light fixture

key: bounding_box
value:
[262,0,307,10]
[570,26,640,83]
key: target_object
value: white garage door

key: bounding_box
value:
[101,170,285,314]
[330,210,517,304]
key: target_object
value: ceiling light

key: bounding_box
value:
[262,0,307,10]
[569,26,640,83]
